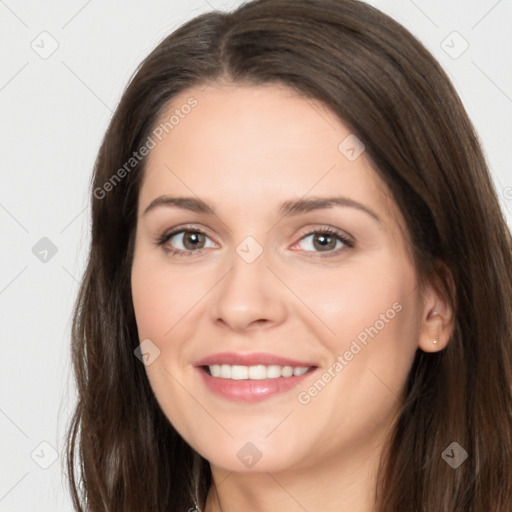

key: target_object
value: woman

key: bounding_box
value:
[65,0,512,511]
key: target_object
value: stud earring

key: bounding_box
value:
[433,337,438,344]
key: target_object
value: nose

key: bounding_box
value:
[209,247,288,333]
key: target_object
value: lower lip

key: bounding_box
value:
[197,367,316,402]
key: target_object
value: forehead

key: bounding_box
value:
[138,83,395,223]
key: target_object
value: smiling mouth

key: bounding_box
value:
[202,364,316,380]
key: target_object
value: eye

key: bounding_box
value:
[294,227,354,256]
[156,225,354,258]
[156,227,216,256]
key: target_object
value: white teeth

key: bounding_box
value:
[220,364,231,378]
[248,365,267,379]
[210,364,221,377]
[281,365,293,377]
[207,364,311,380]
[266,365,281,378]
[230,365,248,380]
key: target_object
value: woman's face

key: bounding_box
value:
[131,82,428,474]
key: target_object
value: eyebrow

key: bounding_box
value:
[142,195,381,223]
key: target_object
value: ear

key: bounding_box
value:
[418,261,456,353]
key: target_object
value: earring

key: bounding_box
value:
[433,337,438,344]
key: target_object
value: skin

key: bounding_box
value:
[130,81,454,512]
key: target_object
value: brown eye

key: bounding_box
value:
[296,229,354,255]
[312,233,338,251]
[158,228,216,256]
[179,231,207,250]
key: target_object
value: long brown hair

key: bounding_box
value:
[65,0,512,510]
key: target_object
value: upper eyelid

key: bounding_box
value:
[162,224,352,238]
[163,225,215,243]
[161,224,354,249]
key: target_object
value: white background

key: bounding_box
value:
[1,0,511,510]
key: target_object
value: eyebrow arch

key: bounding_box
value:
[142,195,381,223]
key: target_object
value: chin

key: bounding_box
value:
[185,431,304,474]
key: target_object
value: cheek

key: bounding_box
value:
[289,254,421,438]
[288,249,422,422]
[131,262,167,339]
[289,251,420,349]
[131,253,207,341]
[131,253,205,435]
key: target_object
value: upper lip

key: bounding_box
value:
[195,352,317,367]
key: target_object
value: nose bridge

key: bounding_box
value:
[209,235,287,331]
[230,236,268,290]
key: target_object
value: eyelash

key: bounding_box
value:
[155,225,355,258]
